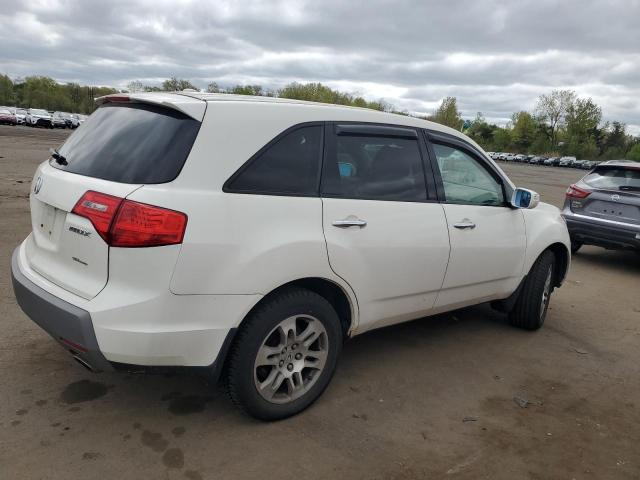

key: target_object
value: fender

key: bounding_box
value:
[521,202,571,284]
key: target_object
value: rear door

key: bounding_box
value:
[321,123,450,332]
[426,132,526,309]
[25,101,201,299]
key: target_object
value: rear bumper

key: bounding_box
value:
[11,243,259,374]
[563,211,640,250]
[11,247,113,372]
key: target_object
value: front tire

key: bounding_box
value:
[509,251,555,330]
[225,287,342,421]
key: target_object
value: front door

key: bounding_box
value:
[427,137,526,309]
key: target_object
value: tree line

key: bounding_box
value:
[431,93,640,161]
[1,73,638,160]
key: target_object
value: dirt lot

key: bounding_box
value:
[1,126,639,479]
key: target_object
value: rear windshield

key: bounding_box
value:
[583,166,640,192]
[52,103,201,184]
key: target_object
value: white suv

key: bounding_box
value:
[12,92,570,420]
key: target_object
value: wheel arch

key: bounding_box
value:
[239,277,358,339]
[547,242,570,288]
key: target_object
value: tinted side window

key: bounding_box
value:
[322,133,427,202]
[226,125,322,195]
[433,143,504,206]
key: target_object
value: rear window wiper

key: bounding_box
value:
[619,185,640,192]
[50,148,67,166]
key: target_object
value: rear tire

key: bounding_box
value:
[225,287,342,421]
[509,251,555,330]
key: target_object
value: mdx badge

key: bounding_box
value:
[69,226,91,237]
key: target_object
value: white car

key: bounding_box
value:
[25,108,53,128]
[11,93,571,420]
[14,107,27,124]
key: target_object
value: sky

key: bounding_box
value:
[1,0,639,133]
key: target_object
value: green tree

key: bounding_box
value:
[466,112,495,148]
[535,89,577,147]
[626,143,640,161]
[126,80,144,93]
[230,85,263,96]
[431,96,463,130]
[492,127,512,151]
[0,74,15,105]
[206,82,221,93]
[602,122,628,159]
[511,111,537,151]
[161,77,198,91]
[564,97,601,159]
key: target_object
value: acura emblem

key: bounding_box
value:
[611,194,620,202]
[33,176,43,194]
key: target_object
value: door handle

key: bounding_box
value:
[333,217,367,228]
[453,220,476,230]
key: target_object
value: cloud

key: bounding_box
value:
[1,0,638,133]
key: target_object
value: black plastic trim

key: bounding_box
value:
[335,123,417,139]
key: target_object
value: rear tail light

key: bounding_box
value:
[72,191,187,247]
[566,184,590,199]
[71,191,122,242]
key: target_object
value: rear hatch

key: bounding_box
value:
[570,164,640,225]
[26,99,202,299]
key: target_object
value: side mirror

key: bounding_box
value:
[511,188,540,209]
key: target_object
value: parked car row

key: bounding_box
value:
[486,152,599,170]
[0,106,86,128]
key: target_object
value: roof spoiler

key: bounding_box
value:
[95,93,206,121]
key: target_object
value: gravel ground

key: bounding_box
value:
[1,125,639,479]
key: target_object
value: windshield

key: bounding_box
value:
[583,166,640,191]
[52,103,201,184]
[31,109,48,115]
[0,109,10,114]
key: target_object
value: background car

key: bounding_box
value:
[61,112,79,128]
[562,160,640,253]
[0,108,17,125]
[25,108,53,128]
[546,157,561,166]
[530,156,546,165]
[51,112,67,128]
[506,153,517,161]
[515,154,527,162]
[13,107,27,124]
[572,160,586,169]
[559,156,576,167]
[580,160,595,170]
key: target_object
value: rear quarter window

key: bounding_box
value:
[53,103,201,184]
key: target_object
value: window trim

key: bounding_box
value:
[335,123,418,139]
[319,121,435,203]
[223,121,325,197]
[423,130,513,207]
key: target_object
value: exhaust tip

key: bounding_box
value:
[71,354,95,372]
